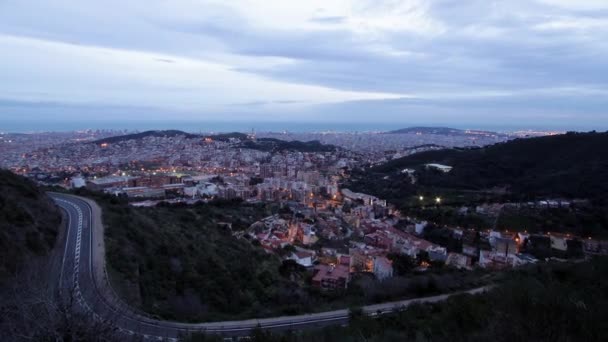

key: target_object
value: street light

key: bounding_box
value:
[419,196,424,201]
[435,197,441,204]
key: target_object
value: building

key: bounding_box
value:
[70,175,86,188]
[296,223,318,245]
[341,188,386,206]
[424,163,453,173]
[289,251,314,267]
[122,186,165,198]
[311,264,350,290]
[414,221,427,235]
[445,252,472,269]
[583,239,608,256]
[373,256,393,280]
[86,175,138,190]
[495,237,518,257]
[549,233,570,251]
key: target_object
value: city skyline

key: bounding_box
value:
[1,0,608,130]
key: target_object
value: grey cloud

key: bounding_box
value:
[1,1,607,129]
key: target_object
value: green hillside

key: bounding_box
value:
[240,138,337,153]
[93,130,200,144]
[0,170,61,281]
[349,131,608,202]
[81,192,291,322]
[229,257,608,342]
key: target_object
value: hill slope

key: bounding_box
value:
[241,138,337,153]
[0,170,61,281]
[349,131,608,201]
[93,130,200,144]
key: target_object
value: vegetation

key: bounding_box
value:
[93,130,200,144]
[206,132,248,141]
[0,169,61,282]
[65,188,486,322]
[347,132,608,237]
[82,191,287,322]
[210,257,608,342]
[0,171,118,340]
[1,264,123,341]
[240,138,337,153]
[496,204,608,238]
[351,131,608,201]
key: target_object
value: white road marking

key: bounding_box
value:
[55,198,168,340]
[52,195,492,341]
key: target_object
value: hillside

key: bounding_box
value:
[81,192,291,321]
[206,132,248,141]
[240,138,337,153]
[90,130,337,153]
[349,131,608,202]
[73,190,482,322]
[0,170,61,281]
[93,130,200,144]
[234,257,608,342]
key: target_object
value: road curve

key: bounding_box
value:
[49,193,492,340]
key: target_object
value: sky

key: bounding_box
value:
[1,0,608,131]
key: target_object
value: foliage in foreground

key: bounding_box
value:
[79,189,485,322]
[92,193,286,322]
[0,169,61,282]
[231,257,608,342]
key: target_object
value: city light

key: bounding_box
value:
[435,197,441,204]
[419,196,424,201]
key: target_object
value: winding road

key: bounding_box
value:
[50,193,491,341]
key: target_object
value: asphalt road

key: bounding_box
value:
[50,193,491,341]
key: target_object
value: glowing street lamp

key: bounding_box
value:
[419,196,424,201]
[435,197,441,204]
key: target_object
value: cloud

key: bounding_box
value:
[537,0,608,11]
[0,34,404,112]
[0,0,607,129]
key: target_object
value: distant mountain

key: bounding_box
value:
[90,129,335,152]
[0,170,61,281]
[349,131,608,201]
[387,126,499,136]
[92,130,200,144]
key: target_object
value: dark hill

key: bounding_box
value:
[350,131,608,201]
[206,132,248,142]
[93,130,200,144]
[240,138,337,153]
[0,170,61,281]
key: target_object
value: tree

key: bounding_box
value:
[0,261,124,341]
[387,253,416,276]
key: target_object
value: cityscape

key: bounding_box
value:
[2,128,604,281]
[1,1,608,341]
